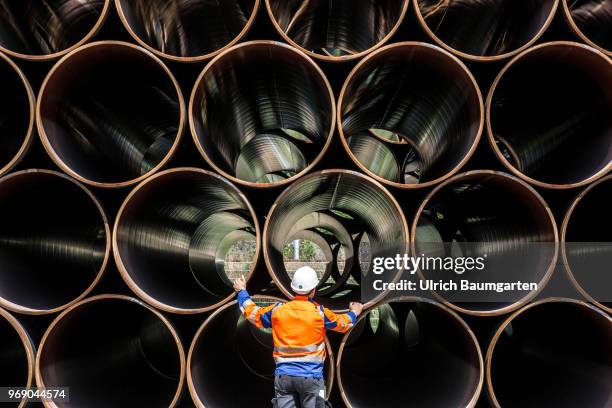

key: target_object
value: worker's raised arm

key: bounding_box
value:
[320,302,363,333]
[236,290,278,329]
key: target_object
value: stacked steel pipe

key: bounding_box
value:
[0,1,610,407]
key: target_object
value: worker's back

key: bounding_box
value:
[272,299,326,355]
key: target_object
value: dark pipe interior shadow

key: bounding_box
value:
[566,0,612,53]
[489,43,612,187]
[0,310,31,389]
[489,301,612,408]
[339,300,482,407]
[340,43,482,186]
[191,42,333,186]
[0,171,108,313]
[116,0,257,59]
[38,297,183,408]
[38,42,182,186]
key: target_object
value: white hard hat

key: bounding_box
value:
[291,266,319,294]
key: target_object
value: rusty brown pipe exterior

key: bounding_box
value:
[264,169,409,311]
[486,298,612,408]
[114,168,260,314]
[412,170,558,316]
[265,0,410,62]
[338,42,483,189]
[562,175,612,314]
[36,295,186,408]
[562,0,612,57]
[414,0,558,61]
[0,0,110,61]
[0,169,110,315]
[190,41,335,188]
[487,41,612,189]
[115,0,260,62]
[337,298,483,407]
[0,308,35,408]
[0,51,34,178]
[188,295,334,407]
[37,41,185,189]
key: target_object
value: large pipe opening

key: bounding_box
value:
[114,168,260,313]
[414,0,557,60]
[0,170,109,314]
[487,299,612,408]
[38,41,184,188]
[188,296,334,407]
[563,0,612,56]
[265,0,409,61]
[190,41,335,187]
[338,299,483,408]
[264,170,408,310]
[338,42,482,188]
[37,295,185,408]
[562,175,612,313]
[413,171,558,315]
[115,0,259,62]
[0,52,34,177]
[0,0,109,60]
[487,42,612,189]
[0,308,34,403]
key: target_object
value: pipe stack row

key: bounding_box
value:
[0,1,610,407]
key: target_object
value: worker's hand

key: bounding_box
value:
[233,276,247,292]
[349,302,364,316]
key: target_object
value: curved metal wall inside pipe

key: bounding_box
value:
[190,41,336,188]
[487,41,612,189]
[0,51,34,178]
[36,295,185,408]
[414,0,558,61]
[412,170,558,316]
[114,168,260,314]
[338,42,483,189]
[188,296,334,407]
[115,0,260,62]
[0,0,110,60]
[562,0,612,56]
[562,175,612,313]
[264,170,409,311]
[0,308,35,408]
[486,299,612,408]
[265,0,410,62]
[37,41,185,189]
[337,298,483,407]
[0,170,110,315]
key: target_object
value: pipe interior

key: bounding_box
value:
[0,313,30,388]
[489,44,612,186]
[564,177,611,309]
[0,172,107,312]
[416,0,556,57]
[0,0,106,57]
[266,172,406,310]
[490,302,612,408]
[39,298,182,408]
[116,171,257,311]
[267,0,406,58]
[191,43,333,184]
[190,297,332,407]
[414,173,556,313]
[568,0,612,51]
[0,58,30,171]
[39,43,181,185]
[340,301,481,407]
[117,0,256,58]
[340,45,481,185]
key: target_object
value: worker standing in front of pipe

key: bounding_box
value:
[233,266,364,408]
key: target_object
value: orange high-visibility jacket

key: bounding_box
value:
[237,290,357,378]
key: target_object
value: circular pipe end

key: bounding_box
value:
[0,169,110,315]
[37,41,185,189]
[562,0,612,57]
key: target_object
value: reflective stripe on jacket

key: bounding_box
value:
[237,290,357,378]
